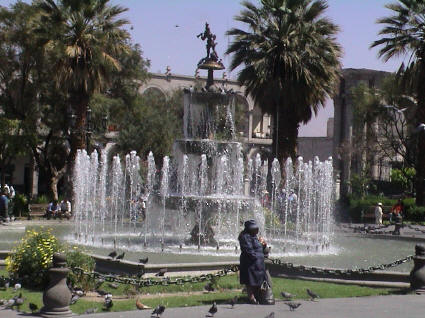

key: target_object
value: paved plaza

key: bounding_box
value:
[1,295,425,318]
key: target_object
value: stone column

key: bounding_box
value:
[410,244,425,294]
[40,253,73,317]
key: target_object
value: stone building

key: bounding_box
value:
[333,68,392,198]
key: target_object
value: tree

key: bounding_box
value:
[117,89,183,159]
[37,0,131,159]
[226,0,341,163]
[0,117,27,188]
[371,0,425,205]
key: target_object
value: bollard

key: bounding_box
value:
[410,244,425,294]
[40,253,72,317]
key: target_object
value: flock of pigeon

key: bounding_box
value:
[0,249,322,317]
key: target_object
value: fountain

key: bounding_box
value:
[71,24,335,256]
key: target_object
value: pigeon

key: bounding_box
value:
[285,302,302,311]
[95,278,105,289]
[136,298,152,310]
[116,252,125,260]
[70,294,79,305]
[307,288,319,301]
[281,291,295,299]
[96,289,108,296]
[108,251,117,259]
[151,305,165,317]
[29,302,38,313]
[13,283,21,291]
[84,308,98,314]
[207,302,217,317]
[204,282,215,292]
[264,313,275,318]
[103,294,113,311]
[139,257,149,264]
[155,268,167,277]
[108,283,119,289]
[12,293,24,311]
[229,296,237,308]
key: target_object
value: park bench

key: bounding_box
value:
[28,203,48,219]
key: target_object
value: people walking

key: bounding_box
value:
[375,202,383,225]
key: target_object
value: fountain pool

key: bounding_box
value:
[0,222,417,272]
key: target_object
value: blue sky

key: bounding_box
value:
[0,0,407,136]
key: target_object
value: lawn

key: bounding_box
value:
[0,271,402,315]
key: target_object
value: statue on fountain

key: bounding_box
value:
[196,22,224,90]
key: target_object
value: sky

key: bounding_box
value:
[0,0,407,136]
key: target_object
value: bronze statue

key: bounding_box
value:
[197,22,218,61]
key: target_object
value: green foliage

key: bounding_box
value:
[66,248,96,292]
[6,228,63,288]
[347,195,421,222]
[391,168,415,193]
[31,195,49,204]
[117,90,183,158]
[350,173,371,199]
[12,193,28,217]
[404,205,425,222]
[226,0,341,160]
[263,207,281,228]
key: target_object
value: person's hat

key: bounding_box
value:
[244,219,259,230]
[378,202,382,206]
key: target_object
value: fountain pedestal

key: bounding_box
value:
[410,244,425,294]
[40,253,72,318]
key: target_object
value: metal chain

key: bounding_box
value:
[269,254,413,275]
[406,224,425,234]
[71,264,240,288]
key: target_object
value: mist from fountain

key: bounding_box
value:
[71,88,334,256]
[72,148,334,256]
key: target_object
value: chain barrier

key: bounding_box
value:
[406,224,425,234]
[67,253,414,289]
[70,264,240,288]
[269,254,413,275]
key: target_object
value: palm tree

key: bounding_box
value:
[226,0,341,162]
[37,0,130,158]
[371,0,425,206]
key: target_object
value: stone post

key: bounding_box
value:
[410,244,425,294]
[40,253,72,317]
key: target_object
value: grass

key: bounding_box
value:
[0,271,404,315]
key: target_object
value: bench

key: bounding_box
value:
[28,203,48,219]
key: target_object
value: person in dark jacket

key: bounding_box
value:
[238,219,266,304]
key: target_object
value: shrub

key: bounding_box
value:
[31,195,49,204]
[404,206,425,222]
[5,228,62,288]
[66,248,96,292]
[13,194,28,217]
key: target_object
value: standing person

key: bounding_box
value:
[375,202,383,225]
[0,189,9,221]
[391,199,403,222]
[238,219,266,304]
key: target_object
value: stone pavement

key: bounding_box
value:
[2,295,425,318]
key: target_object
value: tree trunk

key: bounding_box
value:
[70,91,90,161]
[415,59,425,206]
[276,107,299,165]
[50,173,59,201]
[0,161,5,189]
